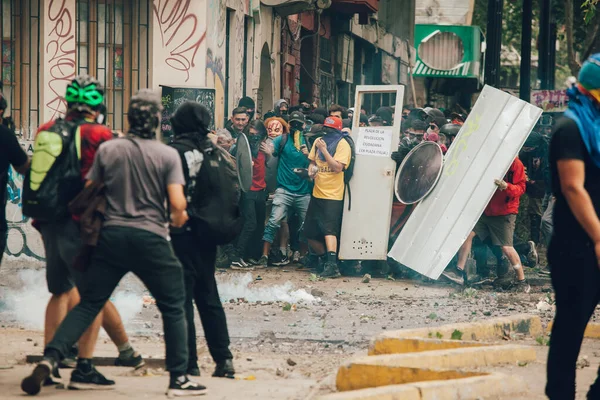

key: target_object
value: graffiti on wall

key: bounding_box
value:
[206,48,225,126]
[152,0,207,83]
[44,0,77,121]
[206,0,226,127]
[4,141,44,261]
[232,11,245,107]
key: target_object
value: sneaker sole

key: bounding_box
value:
[441,272,465,286]
[58,359,77,369]
[320,273,341,279]
[68,382,116,390]
[21,363,51,395]
[166,388,208,397]
[114,358,146,369]
[272,261,290,266]
[230,265,254,271]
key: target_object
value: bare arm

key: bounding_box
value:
[167,184,188,228]
[558,159,600,244]
[314,138,344,173]
[322,150,345,173]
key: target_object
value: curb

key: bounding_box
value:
[546,322,600,339]
[370,314,542,355]
[337,344,536,392]
[321,315,542,400]
[318,373,526,400]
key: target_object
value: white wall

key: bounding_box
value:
[42,0,77,123]
[151,0,208,89]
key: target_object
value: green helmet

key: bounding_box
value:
[65,75,104,109]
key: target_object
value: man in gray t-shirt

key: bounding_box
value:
[22,90,207,397]
[87,137,184,239]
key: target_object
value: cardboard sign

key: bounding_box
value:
[388,85,542,279]
[356,127,394,158]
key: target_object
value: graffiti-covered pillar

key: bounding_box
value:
[41,0,77,123]
[150,0,208,89]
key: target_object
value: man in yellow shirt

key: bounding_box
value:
[306,116,352,278]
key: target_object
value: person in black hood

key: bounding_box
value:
[376,107,394,126]
[238,96,255,120]
[169,101,236,379]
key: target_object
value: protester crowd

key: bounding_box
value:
[0,53,598,397]
[209,95,553,290]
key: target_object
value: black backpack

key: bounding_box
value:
[172,136,242,245]
[341,135,356,210]
[22,118,83,222]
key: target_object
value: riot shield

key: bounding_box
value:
[236,133,253,193]
[394,141,443,205]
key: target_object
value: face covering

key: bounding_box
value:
[248,133,264,158]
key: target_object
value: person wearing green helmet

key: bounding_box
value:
[24,75,143,393]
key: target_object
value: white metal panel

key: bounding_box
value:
[388,85,542,278]
[339,85,405,260]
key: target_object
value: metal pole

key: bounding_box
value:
[520,0,532,101]
[484,0,504,87]
[539,0,552,89]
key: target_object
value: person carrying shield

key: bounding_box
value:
[230,120,272,269]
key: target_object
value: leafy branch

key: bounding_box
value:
[582,0,599,23]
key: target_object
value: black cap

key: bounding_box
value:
[411,120,427,132]
[289,111,306,124]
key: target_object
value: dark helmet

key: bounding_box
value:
[424,108,447,127]
[288,111,306,124]
[440,123,462,137]
[65,75,104,110]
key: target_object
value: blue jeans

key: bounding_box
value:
[262,188,311,244]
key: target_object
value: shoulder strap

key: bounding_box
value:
[279,133,289,154]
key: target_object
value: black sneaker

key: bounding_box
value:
[58,345,78,369]
[166,376,207,397]
[272,254,290,266]
[320,261,341,279]
[255,255,268,269]
[527,241,539,267]
[230,257,254,271]
[213,359,235,378]
[68,366,115,390]
[441,267,466,285]
[43,362,63,387]
[114,351,145,369]
[22,359,54,395]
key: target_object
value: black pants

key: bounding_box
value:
[45,226,189,375]
[546,238,600,399]
[171,234,233,366]
[236,190,267,260]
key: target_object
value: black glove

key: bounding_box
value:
[391,151,403,163]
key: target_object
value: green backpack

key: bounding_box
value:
[22,118,83,222]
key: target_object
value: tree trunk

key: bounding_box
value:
[565,0,581,75]
[583,16,600,60]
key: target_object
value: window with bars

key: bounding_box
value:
[76,0,150,132]
[0,0,41,138]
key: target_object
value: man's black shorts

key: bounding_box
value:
[303,197,344,240]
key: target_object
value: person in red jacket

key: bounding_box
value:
[442,158,531,292]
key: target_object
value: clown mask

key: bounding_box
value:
[267,120,284,139]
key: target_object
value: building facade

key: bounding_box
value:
[0,0,415,138]
[0,0,280,135]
